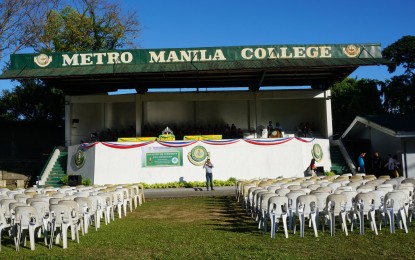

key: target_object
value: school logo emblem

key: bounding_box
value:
[188,145,210,166]
[34,54,53,67]
[74,148,86,169]
[343,44,360,58]
[312,144,323,162]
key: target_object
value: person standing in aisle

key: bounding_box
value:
[203,159,214,191]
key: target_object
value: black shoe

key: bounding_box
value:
[211,189,215,191]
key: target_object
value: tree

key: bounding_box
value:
[331,78,384,134]
[381,35,415,114]
[0,79,64,122]
[32,0,139,52]
[0,0,59,61]
[0,0,140,124]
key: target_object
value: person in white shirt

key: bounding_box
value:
[203,159,214,191]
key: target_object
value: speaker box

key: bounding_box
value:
[68,175,82,186]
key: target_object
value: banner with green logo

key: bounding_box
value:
[141,147,183,167]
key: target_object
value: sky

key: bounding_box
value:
[1,0,414,91]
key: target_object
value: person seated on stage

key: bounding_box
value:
[267,121,273,137]
[275,122,283,137]
[297,122,305,137]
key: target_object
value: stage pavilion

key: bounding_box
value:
[0,43,390,185]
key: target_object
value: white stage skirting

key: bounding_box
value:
[67,137,331,185]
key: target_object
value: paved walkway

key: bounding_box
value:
[144,186,235,199]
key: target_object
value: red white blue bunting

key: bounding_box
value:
[101,141,155,149]
[201,139,240,145]
[157,140,197,147]
[80,137,315,149]
[81,141,155,149]
[243,137,293,145]
[295,137,316,143]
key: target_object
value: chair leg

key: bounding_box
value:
[311,213,318,237]
[270,214,275,238]
[282,214,288,238]
[341,212,348,236]
[369,210,378,235]
[29,225,36,251]
[399,209,408,233]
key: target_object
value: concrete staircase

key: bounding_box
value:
[44,151,67,187]
[330,145,351,174]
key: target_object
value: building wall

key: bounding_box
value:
[67,138,331,185]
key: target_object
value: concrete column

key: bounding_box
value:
[135,95,143,136]
[65,96,71,146]
[324,90,333,140]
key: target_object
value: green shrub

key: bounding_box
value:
[324,171,336,176]
[82,178,91,186]
[60,175,68,185]
[140,177,236,189]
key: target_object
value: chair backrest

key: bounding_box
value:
[74,197,90,214]
[255,191,271,210]
[14,194,31,203]
[307,184,320,191]
[73,192,90,198]
[376,184,394,193]
[384,191,408,211]
[247,187,263,203]
[52,193,66,198]
[49,197,63,205]
[30,201,50,219]
[49,204,72,225]
[286,191,305,210]
[266,185,280,193]
[397,183,414,192]
[401,178,415,186]
[372,190,386,209]
[328,182,342,191]
[296,194,317,215]
[275,188,291,196]
[341,191,357,210]
[326,194,347,215]
[287,185,302,191]
[334,186,353,194]
[310,191,330,211]
[268,196,289,215]
[354,192,376,213]
[1,198,18,217]
[260,193,278,211]
[0,188,10,195]
[315,186,333,193]
[15,206,41,228]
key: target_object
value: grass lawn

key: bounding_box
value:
[1,195,414,259]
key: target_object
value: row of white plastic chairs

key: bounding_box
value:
[0,184,145,251]
[235,174,415,238]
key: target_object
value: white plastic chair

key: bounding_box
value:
[98,193,113,224]
[351,192,378,235]
[268,196,289,238]
[325,194,348,236]
[49,204,79,249]
[74,197,91,234]
[286,190,306,231]
[258,193,277,232]
[383,191,408,233]
[295,194,318,237]
[30,201,50,245]
[58,200,84,238]
[14,206,43,251]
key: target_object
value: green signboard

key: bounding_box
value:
[6,43,383,70]
[142,147,183,167]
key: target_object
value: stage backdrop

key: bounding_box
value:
[67,137,331,185]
